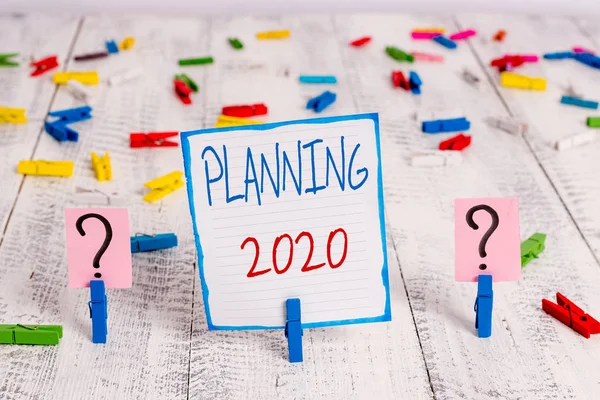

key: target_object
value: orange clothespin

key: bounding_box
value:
[439,133,471,151]
[493,30,506,42]
[30,56,59,77]
[542,293,600,338]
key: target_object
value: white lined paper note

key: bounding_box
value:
[182,114,390,330]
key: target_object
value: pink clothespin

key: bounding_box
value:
[573,46,595,54]
[411,52,444,62]
[449,29,476,40]
[411,32,442,40]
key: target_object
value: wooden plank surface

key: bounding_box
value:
[0,14,210,400]
[454,13,600,263]
[0,13,80,236]
[333,13,600,400]
[1,12,600,400]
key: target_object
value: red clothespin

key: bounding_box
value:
[542,292,600,338]
[350,36,372,47]
[439,133,471,151]
[30,56,59,77]
[221,103,268,118]
[174,79,192,105]
[491,55,526,72]
[391,71,410,90]
[130,132,178,148]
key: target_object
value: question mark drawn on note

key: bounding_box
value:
[465,205,499,271]
[76,213,113,279]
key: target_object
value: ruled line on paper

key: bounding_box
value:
[214,237,368,251]
[220,286,371,302]
[220,267,370,284]
[214,211,365,230]
[212,201,365,220]
[222,305,376,319]
[196,123,363,142]
[211,191,365,211]
[219,277,369,295]
[222,297,372,311]
[213,221,367,239]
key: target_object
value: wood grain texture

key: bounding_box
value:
[454,13,600,263]
[333,13,600,400]
[1,12,600,400]
[187,15,432,400]
[0,14,211,400]
[0,14,80,238]
[0,13,80,119]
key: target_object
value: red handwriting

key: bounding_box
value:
[241,228,348,278]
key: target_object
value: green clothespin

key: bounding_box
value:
[520,233,546,267]
[174,74,198,92]
[0,53,19,67]
[385,47,414,63]
[178,57,214,66]
[228,38,243,50]
[0,324,63,345]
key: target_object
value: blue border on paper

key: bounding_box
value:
[180,113,391,330]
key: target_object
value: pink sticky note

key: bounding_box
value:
[454,198,521,282]
[65,208,132,288]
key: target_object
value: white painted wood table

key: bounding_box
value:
[1,12,600,400]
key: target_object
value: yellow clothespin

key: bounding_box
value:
[91,152,112,182]
[52,71,100,85]
[500,72,546,91]
[119,37,135,50]
[215,115,265,128]
[256,30,291,40]
[17,160,74,177]
[0,107,27,124]
[143,171,184,203]
[413,27,446,33]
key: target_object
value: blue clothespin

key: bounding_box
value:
[432,35,457,50]
[543,51,574,60]
[106,40,119,54]
[409,71,422,95]
[573,52,600,69]
[474,275,493,338]
[130,233,178,253]
[285,298,303,363]
[44,121,79,142]
[298,75,337,84]
[44,106,92,143]
[422,117,470,134]
[306,91,336,113]
[48,106,93,124]
[560,96,599,110]
[89,280,108,344]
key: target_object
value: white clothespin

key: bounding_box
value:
[67,79,93,102]
[108,67,143,86]
[410,150,462,167]
[74,187,127,206]
[486,116,527,135]
[555,131,595,151]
